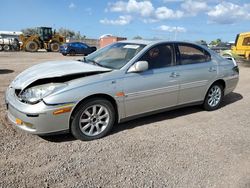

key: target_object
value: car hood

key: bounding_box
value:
[11,60,111,90]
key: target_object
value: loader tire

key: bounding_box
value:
[0,45,3,51]
[26,41,38,52]
[50,42,60,52]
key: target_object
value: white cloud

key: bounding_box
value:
[207,2,250,24]
[85,8,92,15]
[156,25,186,32]
[69,2,76,9]
[109,0,154,17]
[106,0,185,21]
[109,1,127,12]
[155,7,184,19]
[142,18,159,23]
[163,0,184,2]
[181,0,208,16]
[100,15,132,25]
[103,0,250,25]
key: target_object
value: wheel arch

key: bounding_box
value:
[212,79,226,90]
[49,40,60,45]
[206,79,226,98]
[69,93,119,131]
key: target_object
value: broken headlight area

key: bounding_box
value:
[18,83,67,104]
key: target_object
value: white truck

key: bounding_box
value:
[0,31,22,51]
[0,37,20,51]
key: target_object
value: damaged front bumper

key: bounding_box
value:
[5,87,75,135]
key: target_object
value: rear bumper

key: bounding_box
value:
[224,74,239,96]
[5,87,74,135]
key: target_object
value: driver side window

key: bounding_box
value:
[139,44,174,69]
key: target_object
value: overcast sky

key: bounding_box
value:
[1,0,249,42]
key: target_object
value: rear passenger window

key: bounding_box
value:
[178,44,210,65]
[72,43,78,47]
[80,43,88,48]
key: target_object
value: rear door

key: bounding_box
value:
[70,43,78,53]
[175,43,217,105]
[79,43,89,54]
[75,43,82,54]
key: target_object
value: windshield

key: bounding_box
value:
[84,42,146,69]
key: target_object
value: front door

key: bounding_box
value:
[123,43,180,117]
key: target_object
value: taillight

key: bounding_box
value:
[233,66,239,74]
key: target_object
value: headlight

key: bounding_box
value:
[19,83,67,104]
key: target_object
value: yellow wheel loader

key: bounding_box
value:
[232,32,250,60]
[19,27,65,52]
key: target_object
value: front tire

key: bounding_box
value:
[50,42,60,52]
[26,41,38,52]
[71,98,115,141]
[203,83,223,111]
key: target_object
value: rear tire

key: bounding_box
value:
[3,44,10,51]
[203,83,224,111]
[71,98,115,141]
[26,41,38,52]
[50,42,60,52]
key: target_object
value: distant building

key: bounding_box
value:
[0,31,22,39]
[99,35,127,48]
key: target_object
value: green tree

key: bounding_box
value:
[75,31,86,40]
[196,40,208,46]
[58,28,75,38]
[210,38,222,46]
[133,35,143,40]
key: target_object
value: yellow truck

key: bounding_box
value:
[232,32,250,60]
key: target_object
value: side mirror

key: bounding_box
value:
[128,61,148,73]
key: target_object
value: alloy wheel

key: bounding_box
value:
[79,104,110,136]
[207,85,222,107]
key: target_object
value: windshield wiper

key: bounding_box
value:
[85,58,107,68]
[82,57,87,62]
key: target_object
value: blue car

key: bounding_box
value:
[60,42,97,56]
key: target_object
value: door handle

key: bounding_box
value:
[170,72,180,78]
[209,67,216,72]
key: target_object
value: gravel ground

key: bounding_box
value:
[0,52,250,188]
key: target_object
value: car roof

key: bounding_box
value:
[118,40,155,45]
[66,42,86,44]
[118,40,208,49]
[119,40,214,55]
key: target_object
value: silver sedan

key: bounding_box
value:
[5,40,239,140]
